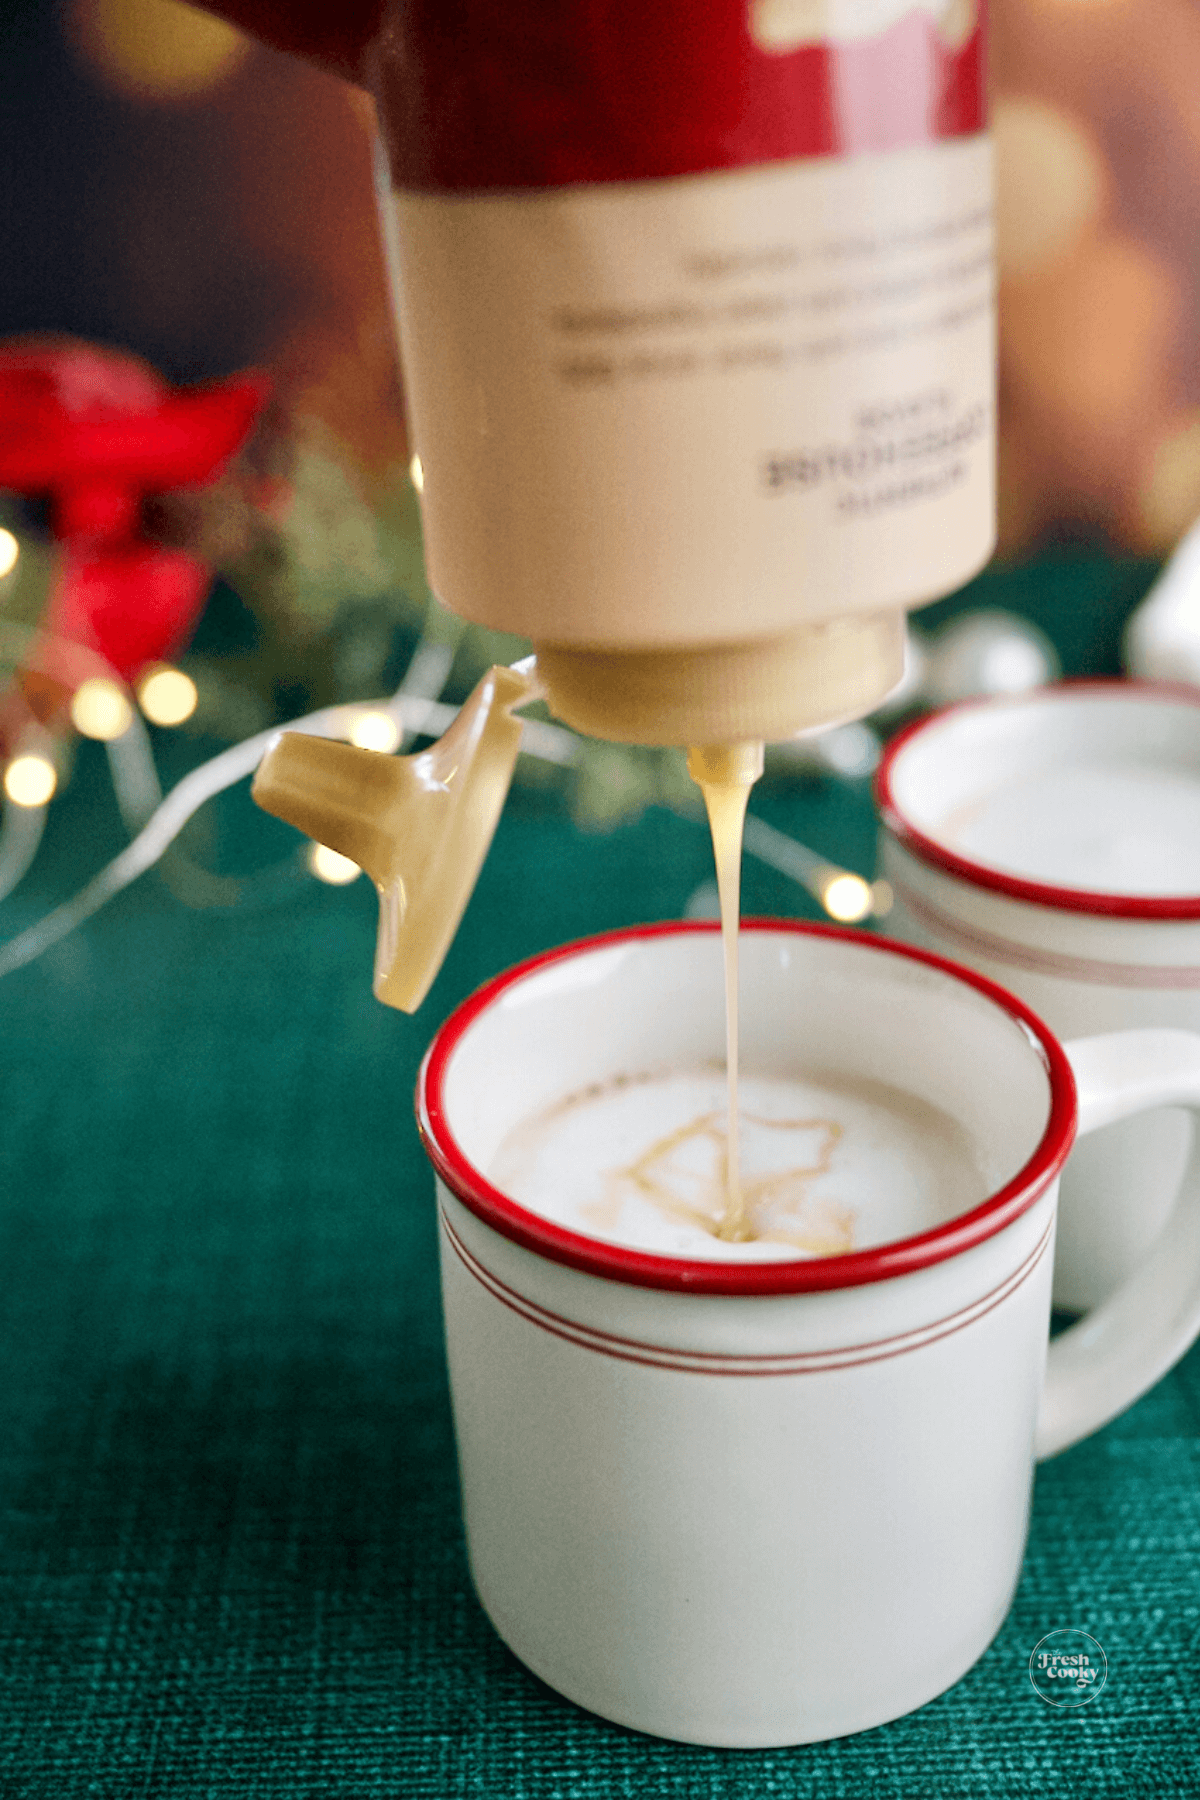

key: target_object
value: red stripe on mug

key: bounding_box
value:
[890,877,1200,990]
[876,679,1200,921]
[417,920,1075,1295]
[441,1203,1053,1374]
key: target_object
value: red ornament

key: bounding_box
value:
[0,337,267,687]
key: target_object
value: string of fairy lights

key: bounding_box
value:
[1,0,1195,979]
[0,506,890,987]
[0,525,201,810]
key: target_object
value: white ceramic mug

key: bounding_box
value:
[877,680,1200,1312]
[416,921,1200,1748]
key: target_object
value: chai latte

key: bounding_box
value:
[488,1066,987,1262]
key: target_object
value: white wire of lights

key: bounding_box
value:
[0,793,46,902]
[0,700,887,985]
[0,583,885,981]
[0,664,579,981]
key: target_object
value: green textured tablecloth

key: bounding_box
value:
[2,558,1199,1796]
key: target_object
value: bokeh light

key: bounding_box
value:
[1138,415,1200,550]
[0,530,19,579]
[138,666,199,726]
[308,842,361,885]
[70,678,134,741]
[994,98,1107,280]
[4,756,58,809]
[139,666,200,727]
[349,711,402,754]
[69,0,251,100]
[821,873,874,924]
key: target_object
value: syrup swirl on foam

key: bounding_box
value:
[492,745,997,1260]
[490,1067,859,1258]
[596,1100,853,1255]
[488,1065,986,1263]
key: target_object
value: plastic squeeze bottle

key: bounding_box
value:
[246,0,996,1015]
[367,0,995,746]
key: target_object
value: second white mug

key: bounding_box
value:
[877,679,1200,1311]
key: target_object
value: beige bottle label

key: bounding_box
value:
[382,133,994,648]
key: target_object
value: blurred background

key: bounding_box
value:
[1,0,1199,862]
[8,0,1200,541]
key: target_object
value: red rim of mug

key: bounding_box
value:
[875,678,1200,920]
[416,919,1077,1295]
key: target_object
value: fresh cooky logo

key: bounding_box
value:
[751,0,978,52]
[1028,1630,1108,1706]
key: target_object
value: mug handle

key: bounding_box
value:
[1037,1029,1200,1459]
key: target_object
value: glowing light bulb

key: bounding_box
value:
[1139,415,1200,551]
[138,665,198,726]
[821,872,873,923]
[308,842,361,885]
[5,755,57,808]
[70,678,134,741]
[993,98,1105,279]
[0,528,18,578]
[349,711,402,754]
[70,0,251,99]
[410,453,425,494]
